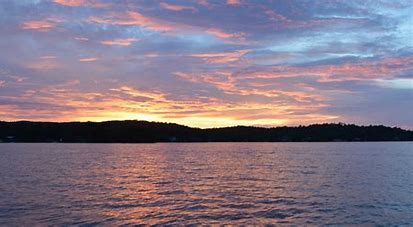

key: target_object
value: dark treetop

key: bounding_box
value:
[0,121,412,143]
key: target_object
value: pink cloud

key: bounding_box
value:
[21,20,55,31]
[160,2,197,12]
[88,10,243,41]
[196,0,210,7]
[40,56,57,59]
[88,11,175,32]
[101,38,139,46]
[191,50,249,64]
[51,0,107,7]
[51,0,86,6]
[21,17,64,31]
[206,28,245,39]
[226,0,241,5]
[239,55,413,82]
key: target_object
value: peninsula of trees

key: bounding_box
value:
[0,121,412,143]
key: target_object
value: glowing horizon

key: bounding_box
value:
[0,0,412,129]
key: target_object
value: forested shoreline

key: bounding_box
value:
[1,121,412,143]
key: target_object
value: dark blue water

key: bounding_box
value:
[1,142,413,225]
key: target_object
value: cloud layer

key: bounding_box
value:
[0,0,412,128]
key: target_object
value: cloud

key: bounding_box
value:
[226,0,241,5]
[190,50,250,64]
[263,8,367,30]
[88,11,175,32]
[88,10,242,43]
[21,18,61,31]
[160,2,197,12]
[111,86,166,101]
[74,37,89,41]
[101,38,139,46]
[235,55,413,82]
[26,59,62,71]
[174,70,326,104]
[2,0,413,128]
[206,28,244,39]
[175,71,235,91]
[51,0,107,7]
[79,57,98,62]
[51,0,86,6]
[196,0,210,7]
[375,79,413,90]
[40,56,57,59]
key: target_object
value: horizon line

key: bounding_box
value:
[1,119,411,131]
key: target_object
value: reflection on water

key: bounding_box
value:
[1,142,413,225]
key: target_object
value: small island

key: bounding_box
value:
[1,121,412,143]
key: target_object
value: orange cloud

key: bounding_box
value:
[111,86,167,101]
[21,17,63,31]
[175,69,326,104]
[0,79,338,128]
[79,57,98,62]
[101,38,139,46]
[175,71,236,91]
[144,53,159,58]
[160,2,197,12]
[21,20,54,31]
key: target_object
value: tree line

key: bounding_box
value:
[0,121,412,143]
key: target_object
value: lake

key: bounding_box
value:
[0,142,413,225]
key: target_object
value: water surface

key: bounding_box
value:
[1,142,413,225]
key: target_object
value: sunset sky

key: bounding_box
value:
[0,0,412,128]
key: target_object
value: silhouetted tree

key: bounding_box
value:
[0,121,412,143]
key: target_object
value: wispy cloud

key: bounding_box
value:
[79,57,98,62]
[51,0,107,7]
[21,18,62,31]
[88,11,175,32]
[160,2,197,12]
[51,0,86,6]
[191,50,249,64]
[196,0,210,7]
[40,56,57,59]
[101,38,139,46]
[206,28,244,39]
[74,37,89,41]
[226,0,241,5]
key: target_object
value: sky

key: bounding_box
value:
[0,0,412,128]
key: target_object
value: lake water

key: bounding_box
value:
[0,143,412,225]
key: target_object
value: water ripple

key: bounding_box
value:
[0,142,413,225]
